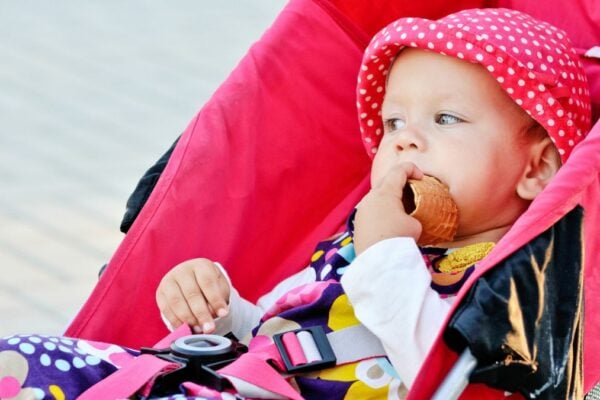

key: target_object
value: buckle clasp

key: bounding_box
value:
[273,326,336,373]
[140,332,247,396]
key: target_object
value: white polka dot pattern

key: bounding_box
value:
[356,8,592,162]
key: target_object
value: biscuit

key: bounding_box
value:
[403,176,459,245]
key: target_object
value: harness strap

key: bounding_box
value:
[328,324,386,364]
[78,324,385,399]
[218,324,387,399]
[220,354,303,400]
[78,355,178,400]
[78,324,192,400]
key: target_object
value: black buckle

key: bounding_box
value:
[273,326,337,373]
[141,332,247,396]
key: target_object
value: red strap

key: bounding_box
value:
[219,353,304,400]
[77,355,178,400]
[78,324,192,399]
[154,324,192,348]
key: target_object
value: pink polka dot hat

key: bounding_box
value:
[357,8,592,162]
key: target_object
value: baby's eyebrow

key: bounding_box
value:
[382,91,472,111]
[432,90,473,104]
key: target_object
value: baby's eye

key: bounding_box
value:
[384,118,406,132]
[435,113,463,125]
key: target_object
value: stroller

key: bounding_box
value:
[64,0,600,398]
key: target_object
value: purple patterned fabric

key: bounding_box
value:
[0,334,136,399]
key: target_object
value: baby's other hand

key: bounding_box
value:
[156,258,230,334]
[354,162,423,255]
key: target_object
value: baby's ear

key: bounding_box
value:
[516,137,561,200]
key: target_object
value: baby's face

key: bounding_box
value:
[372,48,537,241]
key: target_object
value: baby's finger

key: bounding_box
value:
[158,277,199,328]
[377,162,423,196]
[157,292,183,330]
[176,276,216,333]
[193,264,229,319]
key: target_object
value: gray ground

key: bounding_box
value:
[0,1,286,337]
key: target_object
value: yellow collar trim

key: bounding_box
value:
[436,242,495,273]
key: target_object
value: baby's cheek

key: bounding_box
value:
[446,187,468,223]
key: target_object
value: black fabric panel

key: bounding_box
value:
[120,136,180,233]
[444,206,584,399]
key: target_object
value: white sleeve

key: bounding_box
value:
[340,237,453,388]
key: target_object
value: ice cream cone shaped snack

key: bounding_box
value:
[403,176,459,246]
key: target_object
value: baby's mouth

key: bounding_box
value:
[402,184,417,214]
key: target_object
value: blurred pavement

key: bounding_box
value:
[0,1,286,337]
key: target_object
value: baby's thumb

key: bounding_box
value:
[379,162,423,198]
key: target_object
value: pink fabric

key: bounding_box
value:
[0,377,20,399]
[497,0,600,51]
[221,356,303,400]
[356,8,592,162]
[154,323,192,349]
[78,324,191,399]
[281,332,308,366]
[182,382,231,399]
[497,0,600,121]
[219,342,304,400]
[263,281,331,320]
[77,354,178,400]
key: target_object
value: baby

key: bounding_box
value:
[0,7,591,400]
[156,7,590,398]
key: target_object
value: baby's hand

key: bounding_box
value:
[354,162,423,255]
[156,258,230,333]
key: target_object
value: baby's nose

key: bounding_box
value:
[393,127,426,151]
